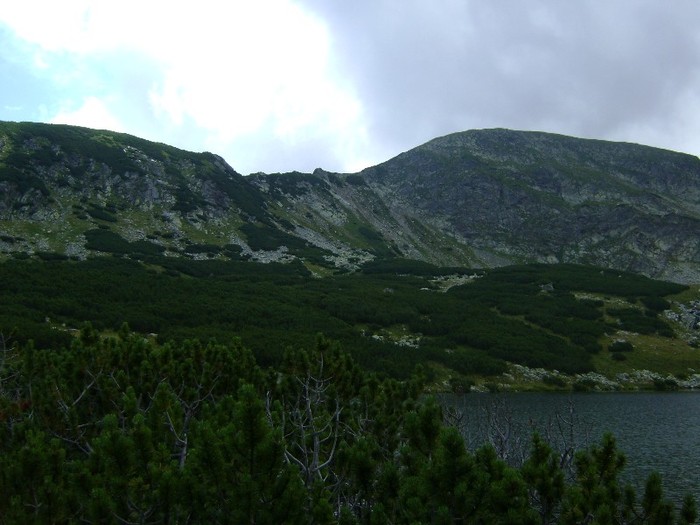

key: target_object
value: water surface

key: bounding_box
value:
[440,392,700,503]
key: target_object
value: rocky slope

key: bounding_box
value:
[358,129,700,281]
[1,121,699,282]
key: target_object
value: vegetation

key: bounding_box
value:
[0,121,270,224]
[610,341,635,353]
[0,257,690,386]
[84,229,165,257]
[593,332,699,379]
[0,330,694,524]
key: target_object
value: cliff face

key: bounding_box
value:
[1,122,699,282]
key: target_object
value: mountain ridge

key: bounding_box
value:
[356,128,700,281]
[1,121,699,282]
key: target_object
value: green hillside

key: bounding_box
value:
[1,255,694,389]
[1,121,699,388]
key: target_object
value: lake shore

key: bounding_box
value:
[434,362,700,393]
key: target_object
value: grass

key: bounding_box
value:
[573,288,700,378]
[302,261,336,277]
[668,285,700,304]
[593,333,700,377]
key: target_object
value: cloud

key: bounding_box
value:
[301,0,700,160]
[1,1,700,174]
[50,96,125,132]
[0,1,370,173]
[142,1,369,172]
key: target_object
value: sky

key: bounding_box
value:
[1,1,699,175]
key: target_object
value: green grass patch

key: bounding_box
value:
[594,333,700,377]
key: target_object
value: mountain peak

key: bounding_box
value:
[1,121,699,282]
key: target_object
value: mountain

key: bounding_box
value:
[358,129,700,281]
[1,121,699,282]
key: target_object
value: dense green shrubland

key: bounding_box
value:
[0,332,694,524]
[0,258,685,381]
[84,229,166,256]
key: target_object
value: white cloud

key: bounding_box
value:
[0,2,93,52]
[3,1,699,173]
[50,96,125,132]
[0,0,370,172]
[147,2,363,141]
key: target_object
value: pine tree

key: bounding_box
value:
[185,384,306,524]
[522,433,565,525]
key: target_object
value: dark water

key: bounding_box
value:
[439,392,700,503]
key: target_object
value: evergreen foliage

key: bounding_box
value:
[0,258,685,380]
[0,331,692,523]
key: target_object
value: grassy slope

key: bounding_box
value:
[593,285,700,378]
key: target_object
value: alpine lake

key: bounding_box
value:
[439,392,700,505]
